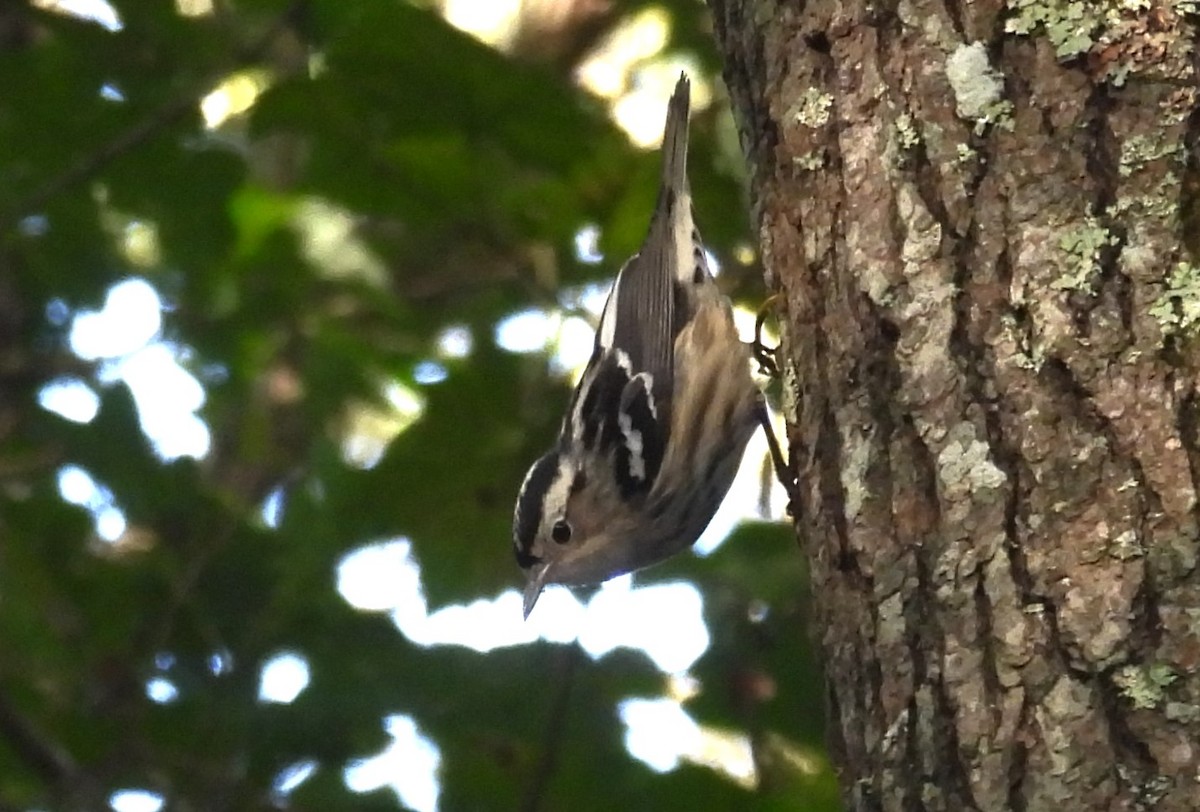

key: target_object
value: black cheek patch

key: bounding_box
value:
[513,451,559,561]
[571,470,588,494]
[515,549,542,569]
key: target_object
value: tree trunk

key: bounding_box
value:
[710,1,1200,809]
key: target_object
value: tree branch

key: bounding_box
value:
[0,688,106,807]
[1,1,307,233]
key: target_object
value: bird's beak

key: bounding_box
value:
[523,563,553,620]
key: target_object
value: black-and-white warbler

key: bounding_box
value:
[513,74,794,618]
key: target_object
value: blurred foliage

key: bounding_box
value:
[0,0,837,809]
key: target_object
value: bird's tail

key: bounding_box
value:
[660,73,691,199]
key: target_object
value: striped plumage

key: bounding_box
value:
[513,74,762,618]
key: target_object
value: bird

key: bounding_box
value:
[512,73,794,618]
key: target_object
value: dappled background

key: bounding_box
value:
[0,0,836,808]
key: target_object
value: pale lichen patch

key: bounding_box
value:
[1114,663,1177,709]
[894,111,920,153]
[1119,133,1185,178]
[1149,262,1200,337]
[1165,702,1200,723]
[794,150,825,172]
[937,422,1007,498]
[1005,0,1196,83]
[945,42,1013,133]
[1052,217,1118,292]
[1006,0,1103,58]
[792,87,833,128]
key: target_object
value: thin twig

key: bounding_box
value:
[0,688,106,806]
[11,96,193,226]
[519,644,582,812]
[2,1,307,232]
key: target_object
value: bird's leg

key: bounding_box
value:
[755,397,800,518]
[750,294,800,516]
[752,293,783,378]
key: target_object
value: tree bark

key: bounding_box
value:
[710,1,1200,810]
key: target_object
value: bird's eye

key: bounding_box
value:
[551,520,572,544]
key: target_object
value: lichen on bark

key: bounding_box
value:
[710,0,1200,808]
